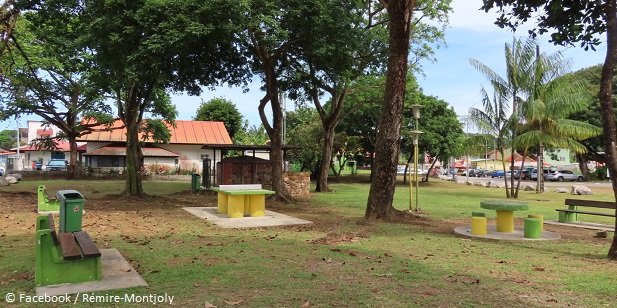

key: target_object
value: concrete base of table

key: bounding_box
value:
[453,225,561,241]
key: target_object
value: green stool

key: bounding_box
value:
[524,218,542,239]
[471,212,486,217]
[528,214,544,231]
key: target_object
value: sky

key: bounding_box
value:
[1,0,608,132]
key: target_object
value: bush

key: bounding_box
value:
[591,166,608,181]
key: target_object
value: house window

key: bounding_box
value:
[96,156,124,167]
[560,156,565,161]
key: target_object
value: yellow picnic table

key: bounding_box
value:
[209,185,276,218]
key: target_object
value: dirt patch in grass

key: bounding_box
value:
[0,189,609,242]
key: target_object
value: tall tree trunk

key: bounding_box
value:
[124,119,144,196]
[316,126,335,192]
[365,0,415,219]
[67,135,78,180]
[423,156,438,182]
[599,0,617,260]
[500,149,511,198]
[256,52,288,200]
[119,84,146,197]
[575,153,591,181]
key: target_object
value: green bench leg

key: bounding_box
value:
[558,206,578,223]
[35,218,102,286]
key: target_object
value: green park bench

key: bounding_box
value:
[35,214,102,286]
[37,185,60,212]
[557,199,617,223]
[209,184,276,218]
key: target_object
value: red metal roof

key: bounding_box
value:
[17,141,87,152]
[505,154,536,163]
[83,146,179,157]
[77,119,232,145]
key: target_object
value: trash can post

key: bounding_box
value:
[57,190,85,233]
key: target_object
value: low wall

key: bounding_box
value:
[283,172,311,197]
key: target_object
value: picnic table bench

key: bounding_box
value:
[209,184,276,218]
[35,214,102,286]
[37,185,60,212]
[557,199,616,223]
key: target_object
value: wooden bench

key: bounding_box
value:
[37,185,61,212]
[35,214,102,286]
[556,199,617,223]
[209,184,276,218]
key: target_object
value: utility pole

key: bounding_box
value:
[15,116,22,171]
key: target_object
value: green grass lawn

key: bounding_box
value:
[1,177,616,307]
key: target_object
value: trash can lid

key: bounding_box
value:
[56,190,85,200]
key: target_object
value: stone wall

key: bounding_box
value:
[283,172,311,197]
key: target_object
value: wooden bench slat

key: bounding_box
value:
[556,209,616,217]
[73,231,101,258]
[58,232,82,260]
[47,214,59,246]
[564,199,616,209]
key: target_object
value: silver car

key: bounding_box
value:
[546,170,584,182]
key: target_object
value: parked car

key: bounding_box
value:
[546,170,584,182]
[491,170,505,178]
[518,169,532,180]
[505,170,519,178]
[530,168,549,180]
[43,159,68,171]
[475,169,490,177]
[466,169,479,177]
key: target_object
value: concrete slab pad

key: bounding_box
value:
[183,207,313,229]
[544,219,615,232]
[36,249,148,296]
[453,225,561,241]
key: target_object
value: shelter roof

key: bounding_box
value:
[15,141,87,152]
[200,144,302,151]
[78,119,232,145]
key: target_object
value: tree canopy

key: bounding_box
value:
[194,97,243,139]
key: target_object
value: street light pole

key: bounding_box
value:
[410,103,423,212]
[409,130,423,211]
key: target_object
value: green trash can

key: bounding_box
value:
[57,190,85,233]
[191,173,201,192]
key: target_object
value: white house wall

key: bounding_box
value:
[156,144,221,173]
[85,142,222,174]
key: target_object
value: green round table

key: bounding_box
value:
[480,200,529,232]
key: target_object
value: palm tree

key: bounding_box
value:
[470,38,537,196]
[514,50,602,194]
[470,88,516,198]
[471,38,601,197]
